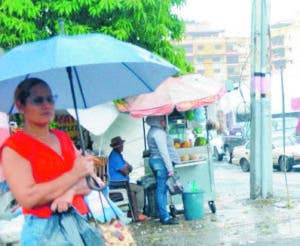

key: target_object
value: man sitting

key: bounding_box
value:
[108,136,149,222]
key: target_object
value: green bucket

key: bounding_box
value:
[182,190,205,220]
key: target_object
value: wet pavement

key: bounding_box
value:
[129,162,300,245]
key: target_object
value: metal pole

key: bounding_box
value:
[280,68,286,153]
[66,67,85,154]
[280,67,292,206]
[250,0,273,199]
[142,118,147,151]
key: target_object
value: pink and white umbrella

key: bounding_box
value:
[123,73,227,118]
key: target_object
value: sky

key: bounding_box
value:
[173,0,300,36]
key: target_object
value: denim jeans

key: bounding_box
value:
[149,157,169,222]
[21,215,48,246]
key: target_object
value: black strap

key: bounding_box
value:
[86,175,105,191]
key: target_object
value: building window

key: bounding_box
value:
[227,67,235,75]
[226,44,234,52]
[212,56,221,62]
[272,48,285,58]
[226,55,238,64]
[196,69,205,75]
[214,69,220,73]
[186,56,193,63]
[273,60,286,69]
[215,44,222,50]
[183,44,193,53]
[197,56,204,62]
[271,35,284,46]
[198,45,204,50]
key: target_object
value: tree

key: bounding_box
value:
[0,0,193,73]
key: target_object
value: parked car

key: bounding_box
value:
[223,123,250,163]
[231,134,300,172]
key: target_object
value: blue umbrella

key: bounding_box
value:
[0,33,179,112]
[0,33,179,190]
[0,33,179,141]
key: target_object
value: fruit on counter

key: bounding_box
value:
[185,110,195,121]
[194,137,207,146]
[194,127,202,134]
[180,141,191,148]
[174,142,181,148]
[180,155,190,161]
[189,153,200,160]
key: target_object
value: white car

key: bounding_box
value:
[232,135,300,172]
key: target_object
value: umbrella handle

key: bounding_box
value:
[85,175,106,191]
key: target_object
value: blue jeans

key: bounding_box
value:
[149,158,169,222]
[21,215,48,246]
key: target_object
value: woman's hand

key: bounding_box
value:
[50,189,75,213]
[71,150,95,179]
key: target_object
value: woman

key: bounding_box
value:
[146,115,180,225]
[0,78,96,245]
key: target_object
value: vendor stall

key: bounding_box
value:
[144,108,216,214]
[168,109,216,213]
[121,73,226,216]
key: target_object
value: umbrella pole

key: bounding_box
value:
[66,67,101,191]
[142,118,147,151]
[66,67,86,155]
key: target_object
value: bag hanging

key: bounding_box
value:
[85,187,126,223]
[86,179,136,246]
[39,207,104,246]
[166,174,184,195]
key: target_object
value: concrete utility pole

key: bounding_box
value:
[250,0,273,198]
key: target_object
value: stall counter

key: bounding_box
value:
[144,145,216,213]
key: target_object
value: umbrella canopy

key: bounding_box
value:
[0,33,179,190]
[0,33,179,113]
[124,74,227,118]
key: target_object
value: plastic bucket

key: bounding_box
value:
[182,190,205,220]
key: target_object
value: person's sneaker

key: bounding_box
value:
[161,217,179,225]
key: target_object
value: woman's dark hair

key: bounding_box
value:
[14,77,50,105]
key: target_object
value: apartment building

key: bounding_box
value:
[271,21,300,73]
[176,20,300,84]
[175,21,250,88]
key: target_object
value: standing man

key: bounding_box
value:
[108,136,149,222]
[146,116,180,225]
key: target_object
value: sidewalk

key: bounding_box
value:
[129,163,300,245]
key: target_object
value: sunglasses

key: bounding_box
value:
[27,95,58,106]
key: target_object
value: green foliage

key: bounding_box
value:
[0,0,193,73]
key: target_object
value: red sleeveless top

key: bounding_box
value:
[3,129,88,218]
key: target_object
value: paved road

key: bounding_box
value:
[131,160,300,245]
[214,160,300,200]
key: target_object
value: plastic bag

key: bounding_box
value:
[85,187,126,223]
[194,107,206,123]
[166,175,184,195]
[39,207,104,246]
[86,183,136,246]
